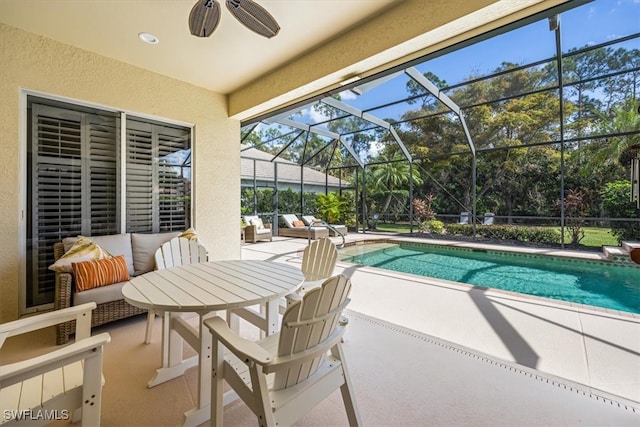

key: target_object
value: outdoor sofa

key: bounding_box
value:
[52,231,182,344]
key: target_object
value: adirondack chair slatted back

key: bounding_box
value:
[300,237,337,282]
[273,275,351,390]
[155,237,207,270]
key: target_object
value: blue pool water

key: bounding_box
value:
[342,243,640,314]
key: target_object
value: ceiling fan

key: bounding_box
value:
[189,0,281,39]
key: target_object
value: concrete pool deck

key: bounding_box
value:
[242,233,640,405]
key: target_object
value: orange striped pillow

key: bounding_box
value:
[72,255,130,292]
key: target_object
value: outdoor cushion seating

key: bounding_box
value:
[483,212,495,225]
[0,302,110,426]
[243,215,273,243]
[368,213,380,230]
[301,215,348,237]
[52,231,182,344]
[279,214,330,240]
[458,212,470,224]
[205,275,361,426]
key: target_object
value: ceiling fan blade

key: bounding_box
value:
[189,0,221,38]
[226,0,280,38]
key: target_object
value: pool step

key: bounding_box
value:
[622,240,640,252]
[602,241,640,266]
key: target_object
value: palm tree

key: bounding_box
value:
[369,153,423,216]
[586,98,640,170]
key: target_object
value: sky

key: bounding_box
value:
[341,0,640,115]
[417,0,640,90]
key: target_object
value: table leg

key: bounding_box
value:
[183,313,213,427]
[148,312,197,388]
[265,298,279,336]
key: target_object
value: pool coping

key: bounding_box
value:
[337,236,640,321]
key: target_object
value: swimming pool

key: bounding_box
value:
[340,242,640,314]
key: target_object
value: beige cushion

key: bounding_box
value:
[243,215,259,225]
[73,280,128,306]
[131,231,181,275]
[251,218,265,229]
[88,234,135,277]
[49,237,112,273]
[301,215,317,226]
[281,214,299,228]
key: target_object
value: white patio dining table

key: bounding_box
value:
[122,259,304,427]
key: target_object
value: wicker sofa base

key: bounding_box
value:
[56,299,146,345]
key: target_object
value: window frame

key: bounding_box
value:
[19,89,195,315]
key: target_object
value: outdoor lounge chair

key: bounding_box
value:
[458,212,470,224]
[279,214,330,240]
[243,215,273,243]
[301,215,348,236]
[367,213,380,230]
[482,212,495,225]
[205,275,361,427]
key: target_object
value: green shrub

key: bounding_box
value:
[421,219,445,234]
[601,181,640,243]
[446,224,561,244]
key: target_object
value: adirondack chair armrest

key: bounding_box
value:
[204,316,272,365]
[262,325,345,373]
[0,332,111,387]
[0,302,97,347]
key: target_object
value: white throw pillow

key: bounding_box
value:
[302,215,317,226]
[251,218,265,229]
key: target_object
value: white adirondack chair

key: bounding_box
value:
[205,275,361,427]
[0,302,110,426]
[145,236,208,343]
[284,237,338,309]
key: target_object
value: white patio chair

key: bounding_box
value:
[482,212,495,225]
[458,211,470,224]
[284,236,338,309]
[0,302,110,426]
[205,275,361,427]
[144,237,208,343]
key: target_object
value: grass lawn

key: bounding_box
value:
[374,223,619,248]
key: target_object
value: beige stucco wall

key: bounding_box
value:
[0,24,240,322]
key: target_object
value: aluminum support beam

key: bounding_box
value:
[321,96,412,162]
[338,137,365,169]
[405,66,475,156]
[267,116,364,169]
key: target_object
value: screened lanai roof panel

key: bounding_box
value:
[344,72,428,112]
[322,111,379,135]
[414,19,556,89]
[368,95,446,124]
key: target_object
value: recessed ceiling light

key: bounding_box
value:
[138,32,159,45]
